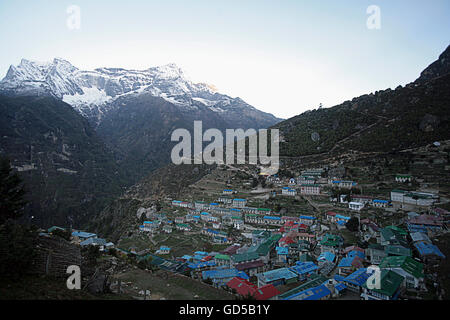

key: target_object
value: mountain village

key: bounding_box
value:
[38,139,450,301]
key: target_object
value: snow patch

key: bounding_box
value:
[63,87,112,108]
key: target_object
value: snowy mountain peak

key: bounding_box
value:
[0,58,280,125]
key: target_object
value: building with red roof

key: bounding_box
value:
[254,284,281,300]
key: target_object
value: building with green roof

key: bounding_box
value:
[385,245,412,257]
[379,255,424,289]
[361,269,404,300]
[276,273,328,300]
[320,234,343,254]
[232,251,260,264]
[380,227,408,247]
[215,254,231,267]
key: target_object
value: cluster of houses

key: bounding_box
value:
[130,166,449,300]
[44,226,115,251]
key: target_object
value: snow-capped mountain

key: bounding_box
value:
[0,58,280,125]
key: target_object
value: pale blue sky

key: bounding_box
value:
[0,0,449,118]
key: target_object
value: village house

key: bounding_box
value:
[351,195,373,205]
[255,234,282,263]
[232,217,244,230]
[223,189,234,195]
[217,196,233,205]
[408,214,444,233]
[395,174,412,183]
[266,175,281,184]
[319,234,343,254]
[162,225,173,234]
[156,246,171,255]
[174,217,185,224]
[139,221,158,233]
[385,245,412,257]
[372,199,389,208]
[289,178,297,185]
[379,256,425,290]
[289,240,311,259]
[298,176,316,185]
[380,226,409,247]
[80,237,107,248]
[232,198,247,208]
[275,246,289,264]
[365,244,387,265]
[232,250,260,265]
[390,190,439,209]
[209,203,219,211]
[194,201,208,210]
[257,208,272,215]
[241,207,259,214]
[71,231,97,242]
[235,260,266,277]
[213,206,232,215]
[257,267,298,287]
[200,211,212,222]
[282,216,300,224]
[214,254,232,267]
[337,255,365,276]
[361,270,404,300]
[339,268,374,293]
[298,215,316,226]
[262,215,281,226]
[176,223,192,232]
[413,241,446,263]
[282,187,297,196]
[245,214,264,225]
[226,277,280,300]
[317,251,336,265]
[300,184,321,195]
[282,283,331,301]
[289,232,314,243]
[289,261,318,281]
[325,211,338,222]
[360,219,380,242]
[348,202,364,211]
[331,180,357,189]
[276,273,328,300]
[172,200,191,208]
[202,268,249,288]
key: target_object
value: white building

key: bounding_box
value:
[349,202,364,211]
[300,184,321,195]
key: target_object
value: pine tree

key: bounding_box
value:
[0,156,27,225]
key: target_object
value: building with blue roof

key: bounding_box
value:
[282,284,331,300]
[72,231,97,240]
[414,241,446,261]
[373,199,389,208]
[276,246,289,264]
[348,250,365,259]
[318,251,335,264]
[289,262,318,280]
[340,268,374,293]
[181,255,192,261]
[202,268,248,287]
[187,260,216,270]
[257,267,298,287]
[80,237,106,247]
[407,223,428,233]
[264,216,280,220]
